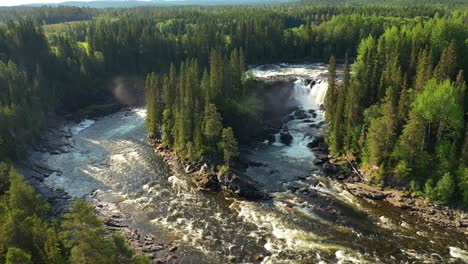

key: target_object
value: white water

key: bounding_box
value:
[68,119,95,135]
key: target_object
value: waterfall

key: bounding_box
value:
[291,78,328,110]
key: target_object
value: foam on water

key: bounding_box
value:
[449,247,468,261]
[70,119,95,134]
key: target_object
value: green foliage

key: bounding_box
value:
[6,247,32,264]
[434,173,456,204]
[219,127,240,166]
[394,160,411,179]
[325,11,467,206]
[424,178,436,200]
[203,104,223,145]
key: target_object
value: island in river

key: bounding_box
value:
[19,64,468,263]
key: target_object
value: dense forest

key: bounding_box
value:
[0,1,467,263]
[325,12,468,206]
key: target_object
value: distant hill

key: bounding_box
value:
[24,0,298,8]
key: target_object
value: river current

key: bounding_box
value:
[35,64,467,263]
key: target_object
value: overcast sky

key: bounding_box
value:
[1,0,95,6]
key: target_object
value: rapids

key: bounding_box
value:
[32,64,467,263]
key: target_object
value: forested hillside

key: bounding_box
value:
[0,1,467,263]
[325,12,468,206]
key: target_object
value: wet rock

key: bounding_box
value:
[169,245,178,252]
[346,183,387,200]
[193,173,220,191]
[315,154,328,161]
[105,219,128,228]
[264,133,276,143]
[294,109,308,120]
[142,244,163,253]
[285,182,303,192]
[249,161,267,167]
[280,131,293,145]
[296,175,307,180]
[303,119,314,123]
[313,158,326,165]
[322,163,340,174]
[307,135,325,149]
[219,171,268,200]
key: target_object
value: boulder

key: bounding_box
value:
[280,131,293,145]
[264,133,276,143]
[307,135,325,149]
[218,171,267,200]
[322,163,340,174]
[294,109,308,120]
[193,173,219,191]
[313,158,325,165]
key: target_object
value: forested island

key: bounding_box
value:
[0,0,467,263]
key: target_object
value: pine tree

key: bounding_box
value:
[203,104,223,148]
[219,127,239,167]
[230,48,241,96]
[414,49,433,91]
[434,41,457,81]
[145,73,163,137]
[325,56,337,126]
[364,86,397,167]
[61,200,115,264]
[396,75,411,128]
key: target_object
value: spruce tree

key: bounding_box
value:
[219,127,239,167]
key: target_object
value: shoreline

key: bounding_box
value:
[315,153,468,235]
[150,140,268,201]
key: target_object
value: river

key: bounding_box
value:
[28,64,468,263]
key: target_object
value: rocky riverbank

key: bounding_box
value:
[90,190,180,263]
[312,151,468,235]
[151,142,268,200]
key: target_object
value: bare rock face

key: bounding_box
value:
[217,171,268,200]
[193,173,220,191]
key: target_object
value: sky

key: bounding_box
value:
[1,0,97,7]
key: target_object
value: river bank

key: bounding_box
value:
[311,137,468,236]
[150,141,268,201]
